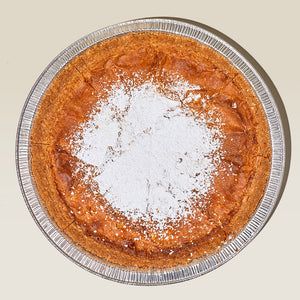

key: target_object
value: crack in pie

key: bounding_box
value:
[30,32,271,269]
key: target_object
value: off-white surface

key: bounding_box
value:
[0,0,299,299]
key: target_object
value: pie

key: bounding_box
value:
[30,32,271,269]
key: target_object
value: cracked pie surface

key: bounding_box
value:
[30,32,271,269]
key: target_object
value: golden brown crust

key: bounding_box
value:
[30,32,271,269]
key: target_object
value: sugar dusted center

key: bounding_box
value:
[70,74,223,230]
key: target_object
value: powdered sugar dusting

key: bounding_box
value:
[70,74,223,230]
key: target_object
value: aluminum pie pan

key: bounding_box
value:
[16,18,287,285]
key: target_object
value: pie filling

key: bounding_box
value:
[30,32,271,269]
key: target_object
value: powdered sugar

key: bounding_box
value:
[70,74,223,230]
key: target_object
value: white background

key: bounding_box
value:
[1,0,299,299]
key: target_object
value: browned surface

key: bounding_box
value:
[30,32,271,269]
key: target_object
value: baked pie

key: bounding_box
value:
[30,32,271,269]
